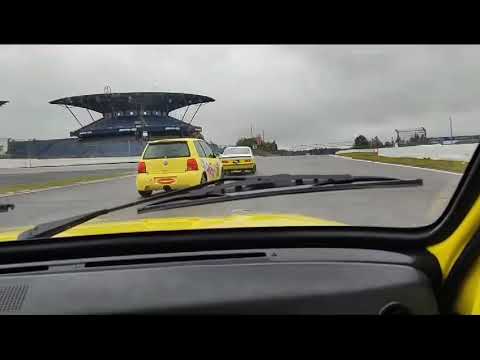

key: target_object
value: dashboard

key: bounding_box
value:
[0,248,440,314]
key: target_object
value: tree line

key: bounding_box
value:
[353,135,388,149]
[353,133,428,149]
[236,137,278,153]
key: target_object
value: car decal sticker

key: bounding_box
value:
[206,164,216,179]
[199,158,215,179]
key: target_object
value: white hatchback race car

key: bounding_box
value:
[220,146,257,175]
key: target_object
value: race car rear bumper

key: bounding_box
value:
[222,163,255,171]
[136,171,203,191]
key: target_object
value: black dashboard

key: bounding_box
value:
[0,248,440,314]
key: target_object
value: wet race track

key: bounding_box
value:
[0,155,463,230]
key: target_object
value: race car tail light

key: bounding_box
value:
[137,161,147,173]
[186,158,199,171]
[222,160,229,164]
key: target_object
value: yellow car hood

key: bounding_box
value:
[0,213,345,241]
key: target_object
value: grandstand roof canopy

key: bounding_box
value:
[49,92,215,114]
[0,101,9,107]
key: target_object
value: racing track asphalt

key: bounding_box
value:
[0,155,463,230]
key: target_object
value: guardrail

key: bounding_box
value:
[0,157,140,169]
[336,149,377,154]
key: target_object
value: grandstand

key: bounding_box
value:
[50,92,212,139]
[6,92,215,158]
[6,137,148,158]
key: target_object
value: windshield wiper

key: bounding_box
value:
[137,174,423,214]
[16,174,422,240]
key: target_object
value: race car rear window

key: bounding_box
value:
[223,148,252,155]
[143,142,191,159]
[200,141,215,157]
[194,141,207,157]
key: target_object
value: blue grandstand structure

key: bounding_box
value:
[5,92,214,158]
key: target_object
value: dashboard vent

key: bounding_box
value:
[0,266,49,275]
[0,285,29,313]
[85,252,267,268]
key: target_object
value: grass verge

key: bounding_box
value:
[0,172,133,195]
[338,152,468,174]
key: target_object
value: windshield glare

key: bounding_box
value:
[0,44,478,241]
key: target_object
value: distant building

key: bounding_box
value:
[0,138,9,155]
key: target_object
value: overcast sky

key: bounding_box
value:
[1,45,479,149]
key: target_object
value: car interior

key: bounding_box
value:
[0,147,479,315]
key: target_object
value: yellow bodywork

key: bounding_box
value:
[0,213,345,242]
[137,171,206,192]
[428,197,480,278]
[136,138,223,192]
[428,196,480,314]
[453,257,480,314]
[221,156,256,172]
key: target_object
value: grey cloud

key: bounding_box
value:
[1,45,479,148]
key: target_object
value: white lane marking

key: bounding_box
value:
[0,174,136,198]
[329,155,463,176]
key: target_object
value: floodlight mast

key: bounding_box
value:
[189,103,203,124]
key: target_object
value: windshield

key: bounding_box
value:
[223,147,252,156]
[0,44,478,240]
